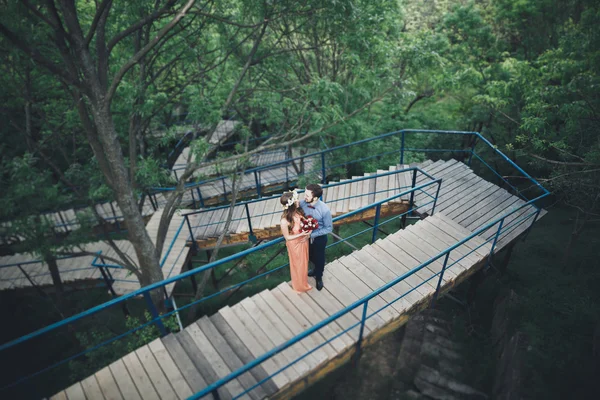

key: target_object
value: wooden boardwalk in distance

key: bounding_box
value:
[50,158,546,399]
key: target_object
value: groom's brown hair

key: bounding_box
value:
[305,183,323,199]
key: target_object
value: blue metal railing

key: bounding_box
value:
[181,166,434,246]
[0,176,441,395]
[0,129,550,398]
[150,129,548,211]
[187,195,549,400]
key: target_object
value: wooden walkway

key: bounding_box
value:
[185,165,414,248]
[51,213,496,400]
[162,148,319,209]
[0,209,191,296]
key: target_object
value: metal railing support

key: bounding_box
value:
[430,252,451,308]
[254,171,261,198]
[522,207,542,241]
[371,204,382,243]
[355,301,369,360]
[196,187,205,208]
[400,131,406,164]
[430,179,443,216]
[467,134,478,166]
[245,203,256,243]
[185,215,198,252]
[486,218,505,269]
[143,292,168,337]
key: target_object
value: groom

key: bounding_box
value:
[300,183,333,291]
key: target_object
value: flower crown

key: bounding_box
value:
[282,189,299,210]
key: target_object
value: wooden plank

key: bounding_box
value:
[338,255,411,314]
[217,306,291,388]
[240,296,315,373]
[134,345,178,400]
[319,261,381,332]
[50,391,68,400]
[406,223,470,274]
[327,261,397,323]
[273,284,344,356]
[185,322,249,400]
[374,170,388,204]
[250,291,324,369]
[108,359,142,400]
[419,218,483,266]
[359,175,370,209]
[303,283,363,342]
[338,179,351,213]
[327,182,339,216]
[257,198,277,230]
[209,313,280,395]
[258,289,339,362]
[458,190,514,226]
[250,200,267,233]
[387,228,456,282]
[467,197,524,233]
[230,303,305,380]
[367,240,437,294]
[348,177,361,211]
[428,214,492,257]
[348,250,422,306]
[175,330,231,400]
[122,353,160,400]
[64,382,86,400]
[94,366,124,400]
[161,334,209,394]
[197,316,269,400]
[438,178,494,216]
[80,375,105,400]
[387,166,398,201]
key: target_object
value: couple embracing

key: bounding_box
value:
[279,184,333,293]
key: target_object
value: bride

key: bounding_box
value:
[280,189,312,293]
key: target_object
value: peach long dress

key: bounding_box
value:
[286,213,312,293]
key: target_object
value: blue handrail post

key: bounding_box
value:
[430,252,450,308]
[400,131,406,164]
[196,187,205,208]
[221,178,228,203]
[173,169,179,181]
[467,133,478,166]
[371,204,382,243]
[143,292,168,337]
[254,171,261,198]
[355,301,369,362]
[190,187,198,209]
[98,265,116,296]
[486,218,505,270]
[430,179,442,216]
[408,169,418,214]
[185,215,198,252]
[522,207,542,241]
[245,203,257,243]
[212,388,221,400]
[321,152,327,184]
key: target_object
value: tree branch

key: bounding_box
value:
[529,153,600,167]
[105,0,196,107]
[84,0,113,46]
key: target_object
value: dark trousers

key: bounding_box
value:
[309,235,327,278]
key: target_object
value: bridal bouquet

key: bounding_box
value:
[300,215,319,233]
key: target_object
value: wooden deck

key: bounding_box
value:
[51,213,496,400]
[186,166,414,248]
[48,156,547,399]
[0,209,191,297]
[162,148,320,209]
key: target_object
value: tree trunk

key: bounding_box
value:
[91,105,164,308]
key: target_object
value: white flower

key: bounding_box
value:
[282,189,299,209]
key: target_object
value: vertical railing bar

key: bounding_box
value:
[430,179,442,216]
[430,252,450,308]
[143,292,167,337]
[371,204,381,243]
[486,218,505,269]
[400,131,406,165]
[196,187,205,208]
